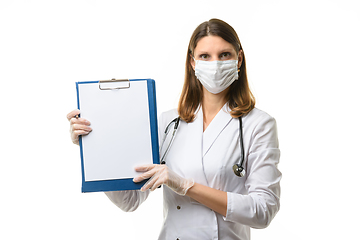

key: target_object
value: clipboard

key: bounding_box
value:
[76,78,159,193]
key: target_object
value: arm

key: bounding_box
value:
[133,164,228,216]
[105,190,150,212]
[186,183,227,217]
[186,117,281,228]
[223,116,281,228]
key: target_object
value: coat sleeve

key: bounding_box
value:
[223,115,281,229]
[105,190,150,212]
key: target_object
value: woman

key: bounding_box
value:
[67,18,281,239]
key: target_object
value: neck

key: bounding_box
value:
[202,87,228,130]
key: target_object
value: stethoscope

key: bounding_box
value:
[159,116,246,177]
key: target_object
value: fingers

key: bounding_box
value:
[134,164,156,172]
[133,165,157,182]
[70,118,92,134]
[67,109,81,121]
[67,109,92,145]
[67,110,92,134]
[133,164,168,191]
[70,117,91,128]
[142,173,164,191]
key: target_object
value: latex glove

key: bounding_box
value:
[133,164,194,196]
[66,109,92,145]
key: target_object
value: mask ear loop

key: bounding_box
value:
[237,48,243,73]
[191,55,196,71]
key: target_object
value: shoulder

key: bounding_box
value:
[160,108,178,123]
[243,107,276,126]
[243,108,279,151]
[158,109,179,132]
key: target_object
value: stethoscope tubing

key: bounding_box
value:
[238,116,245,169]
[160,117,180,164]
[159,116,244,177]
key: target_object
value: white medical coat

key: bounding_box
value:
[105,105,281,240]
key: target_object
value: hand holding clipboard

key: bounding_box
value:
[67,109,92,145]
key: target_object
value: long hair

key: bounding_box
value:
[178,18,255,123]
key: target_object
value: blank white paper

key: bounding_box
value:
[78,80,153,182]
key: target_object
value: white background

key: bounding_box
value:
[1,0,359,239]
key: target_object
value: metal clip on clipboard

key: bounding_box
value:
[98,78,130,90]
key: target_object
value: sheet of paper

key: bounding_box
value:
[78,81,153,182]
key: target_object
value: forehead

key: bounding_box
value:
[194,35,235,54]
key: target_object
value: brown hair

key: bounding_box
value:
[178,18,255,123]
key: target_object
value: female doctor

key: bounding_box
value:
[67,19,281,240]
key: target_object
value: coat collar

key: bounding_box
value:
[196,104,233,157]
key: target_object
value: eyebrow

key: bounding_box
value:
[219,48,235,53]
[196,48,235,55]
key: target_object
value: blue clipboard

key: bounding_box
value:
[76,79,159,193]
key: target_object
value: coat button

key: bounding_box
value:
[177,205,181,210]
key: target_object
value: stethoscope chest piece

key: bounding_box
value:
[232,164,245,177]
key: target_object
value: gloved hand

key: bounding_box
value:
[66,109,92,145]
[133,164,194,196]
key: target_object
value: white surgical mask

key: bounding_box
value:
[194,59,239,94]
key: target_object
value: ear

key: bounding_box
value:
[237,50,243,69]
[190,54,195,71]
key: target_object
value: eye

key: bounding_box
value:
[219,52,232,59]
[199,54,210,60]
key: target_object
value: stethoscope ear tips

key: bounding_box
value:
[233,164,245,177]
